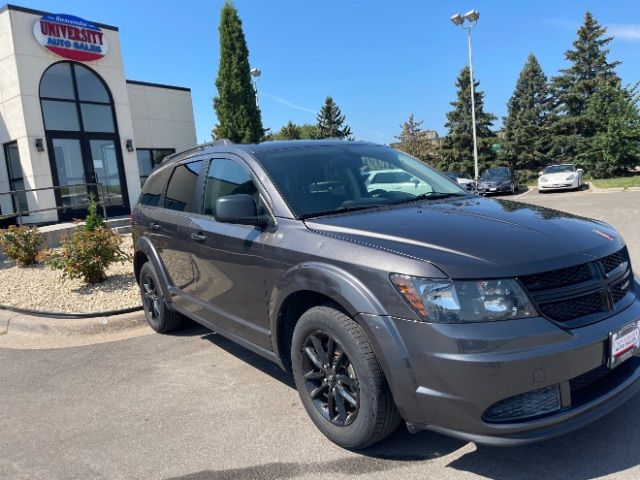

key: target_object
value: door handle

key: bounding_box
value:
[191,232,207,242]
[150,222,161,231]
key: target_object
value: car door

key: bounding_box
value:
[154,159,204,307]
[188,156,271,349]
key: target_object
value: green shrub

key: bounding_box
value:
[84,193,104,231]
[0,225,42,266]
[46,226,131,284]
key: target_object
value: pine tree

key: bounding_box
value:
[394,114,437,163]
[501,54,554,172]
[550,11,621,163]
[278,121,302,140]
[316,97,352,139]
[439,67,496,175]
[578,82,640,177]
[212,1,263,143]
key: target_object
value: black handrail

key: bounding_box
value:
[0,183,108,224]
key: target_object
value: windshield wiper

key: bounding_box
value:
[390,192,468,206]
[299,204,385,220]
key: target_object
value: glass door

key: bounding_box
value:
[89,138,128,216]
[49,137,90,219]
[48,135,129,221]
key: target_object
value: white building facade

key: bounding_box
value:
[0,5,197,224]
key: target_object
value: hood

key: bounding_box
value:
[479,176,510,183]
[541,172,577,181]
[304,197,624,279]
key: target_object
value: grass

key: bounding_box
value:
[588,175,640,189]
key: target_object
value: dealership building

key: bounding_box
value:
[0,4,197,224]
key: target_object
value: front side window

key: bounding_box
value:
[164,160,203,212]
[203,158,258,217]
[254,144,464,218]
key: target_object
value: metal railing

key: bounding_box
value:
[0,183,108,225]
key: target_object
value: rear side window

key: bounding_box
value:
[203,158,258,216]
[140,167,171,206]
[163,160,203,212]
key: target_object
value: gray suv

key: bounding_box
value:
[132,140,640,449]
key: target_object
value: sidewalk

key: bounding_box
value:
[0,309,150,349]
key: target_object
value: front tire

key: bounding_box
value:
[291,305,400,449]
[139,262,183,333]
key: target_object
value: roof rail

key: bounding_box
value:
[161,139,234,163]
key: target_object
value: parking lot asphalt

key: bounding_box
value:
[1,189,639,480]
[512,189,640,269]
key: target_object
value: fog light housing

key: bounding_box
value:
[483,385,561,423]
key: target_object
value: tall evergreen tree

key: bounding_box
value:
[212,1,263,143]
[501,54,554,171]
[394,114,437,163]
[316,97,352,139]
[550,11,621,162]
[578,82,640,177]
[439,67,496,174]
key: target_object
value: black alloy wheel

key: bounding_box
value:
[138,262,182,333]
[141,271,161,323]
[301,331,360,426]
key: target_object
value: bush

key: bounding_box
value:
[46,226,131,284]
[0,225,42,266]
[84,193,104,231]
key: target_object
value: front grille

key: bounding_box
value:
[520,247,633,327]
[520,263,594,292]
[538,291,605,322]
[600,249,628,273]
[611,276,631,304]
[483,385,561,423]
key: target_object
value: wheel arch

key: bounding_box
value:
[133,235,173,302]
[270,262,387,372]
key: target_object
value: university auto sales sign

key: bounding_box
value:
[33,14,108,62]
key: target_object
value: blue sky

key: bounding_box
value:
[15,1,640,144]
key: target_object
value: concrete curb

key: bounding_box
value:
[0,309,146,338]
[589,184,640,193]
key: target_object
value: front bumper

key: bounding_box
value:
[358,279,640,446]
[478,184,513,194]
[539,178,579,190]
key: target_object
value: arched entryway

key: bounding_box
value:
[40,61,129,220]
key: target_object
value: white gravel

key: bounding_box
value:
[0,242,141,313]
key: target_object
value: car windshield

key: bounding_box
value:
[544,165,575,174]
[253,144,467,218]
[481,167,510,179]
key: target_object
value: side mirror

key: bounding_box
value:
[538,171,544,176]
[215,194,268,226]
[577,168,584,174]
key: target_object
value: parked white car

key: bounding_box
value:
[538,164,584,192]
[364,169,432,196]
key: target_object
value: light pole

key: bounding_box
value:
[450,10,480,182]
[250,67,261,108]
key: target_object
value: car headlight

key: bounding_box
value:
[565,175,575,181]
[539,176,548,182]
[501,180,512,186]
[390,274,537,323]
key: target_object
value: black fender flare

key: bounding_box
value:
[269,262,387,362]
[134,236,173,303]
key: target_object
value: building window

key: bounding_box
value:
[3,142,29,215]
[137,148,175,186]
[40,63,115,133]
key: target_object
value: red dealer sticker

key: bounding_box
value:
[33,14,108,62]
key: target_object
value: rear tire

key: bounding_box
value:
[139,262,183,333]
[291,304,400,449]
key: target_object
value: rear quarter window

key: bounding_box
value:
[140,167,171,206]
